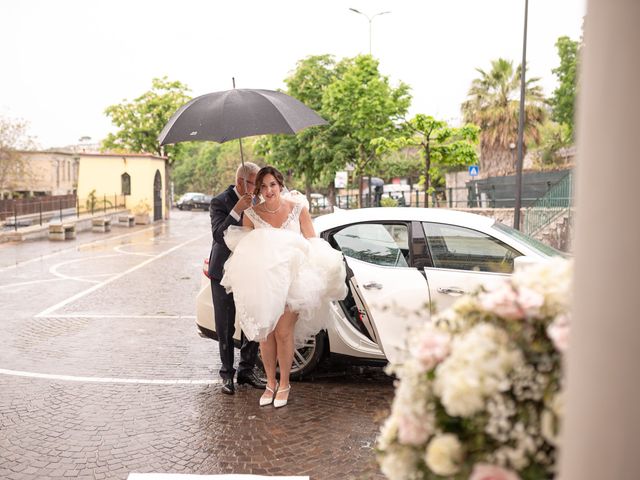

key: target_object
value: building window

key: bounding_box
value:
[121,173,131,195]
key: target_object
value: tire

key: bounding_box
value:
[256,331,327,380]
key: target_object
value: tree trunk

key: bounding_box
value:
[424,142,431,208]
[305,175,312,206]
[357,145,367,208]
[327,180,336,207]
[479,144,521,177]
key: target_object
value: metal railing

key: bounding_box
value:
[523,173,573,236]
[1,194,127,231]
[333,189,453,209]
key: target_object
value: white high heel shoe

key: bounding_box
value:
[273,384,291,408]
[260,383,278,407]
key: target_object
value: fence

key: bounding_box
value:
[523,172,573,236]
[1,194,127,231]
[331,176,572,210]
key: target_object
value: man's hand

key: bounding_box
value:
[232,193,254,216]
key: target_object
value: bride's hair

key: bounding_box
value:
[253,165,285,196]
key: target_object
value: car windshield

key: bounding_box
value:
[493,222,569,258]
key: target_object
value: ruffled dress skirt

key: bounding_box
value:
[220,226,348,346]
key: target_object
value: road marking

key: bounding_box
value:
[0,225,159,272]
[113,244,156,256]
[0,273,118,291]
[0,368,220,385]
[35,233,208,318]
[41,314,197,319]
[49,254,124,284]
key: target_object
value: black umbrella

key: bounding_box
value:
[158,87,328,167]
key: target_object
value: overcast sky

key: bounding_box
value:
[1,0,586,149]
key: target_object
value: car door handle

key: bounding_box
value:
[437,287,465,296]
[363,281,383,290]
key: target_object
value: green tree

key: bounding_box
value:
[171,142,221,194]
[461,58,546,177]
[531,120,573,169]
[550,36,580,138]
[257,55,348,204]
[173,138,263,195]
[323,55,411,205]
[376,147,423,180]
[375,115,479,205]
[102,76,191,163]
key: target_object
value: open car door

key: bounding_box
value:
[331,222,431,364]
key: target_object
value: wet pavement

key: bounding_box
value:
[0,210,393,479]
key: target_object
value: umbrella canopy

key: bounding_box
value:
[158,88,328,146]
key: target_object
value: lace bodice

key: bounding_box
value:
[245,202,303,233]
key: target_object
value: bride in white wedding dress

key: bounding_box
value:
[221,166,347,408]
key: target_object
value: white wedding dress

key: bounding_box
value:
[220,197,348,346]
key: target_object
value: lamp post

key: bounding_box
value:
[513,0,529,230]
[349,8,391,55]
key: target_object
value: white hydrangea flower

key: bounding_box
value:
[379,444,423,480]
[388,359,435,446]
[541,391,565,446]
[434,324,523,417]
[512,258,572,317]
[377,415,399,452]
[424,433,463,476]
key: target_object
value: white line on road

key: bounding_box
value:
[0,225,159,272]
[113,244,156,256]
[49,254,125,284]
[0,368,220,385]
[35,233,208,318]
[41,314,197,319]
[0,273,118,291]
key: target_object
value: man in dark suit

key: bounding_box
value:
[209,162,265,395]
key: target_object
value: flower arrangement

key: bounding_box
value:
[376,258,572,480]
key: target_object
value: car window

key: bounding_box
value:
[332,223,409,267]
[422,222,521,273]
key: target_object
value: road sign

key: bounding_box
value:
[469,165,479,177]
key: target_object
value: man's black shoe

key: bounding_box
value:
[237,370,267,389]
[221,378,235,395]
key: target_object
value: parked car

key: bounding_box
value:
[178,193,212,211]
[176,192,203,210]
[196,208,565,378]
[309,193,329,212]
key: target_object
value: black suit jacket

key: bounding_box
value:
[208,185,241,280]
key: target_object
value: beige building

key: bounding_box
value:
[1,150,79,198]
[2,150,168,221]
[76,152,168,221]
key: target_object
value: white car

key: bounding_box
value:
[196,208,565,378]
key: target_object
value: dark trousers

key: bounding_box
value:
[210,277,259,380]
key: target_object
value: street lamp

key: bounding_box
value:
[349,8,391,56]
[513,0,529,230]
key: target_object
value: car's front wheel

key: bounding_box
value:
[256,331,326,380]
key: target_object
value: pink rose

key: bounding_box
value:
[517,286,545,318]
[469,463,521,480]
[411,327,451,371]
[547,313,570,352]
[397,413,431,445]
[479,284,524,320]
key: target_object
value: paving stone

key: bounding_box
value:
[0,211,394,479]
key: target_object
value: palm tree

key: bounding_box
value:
[462,58,547,177]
